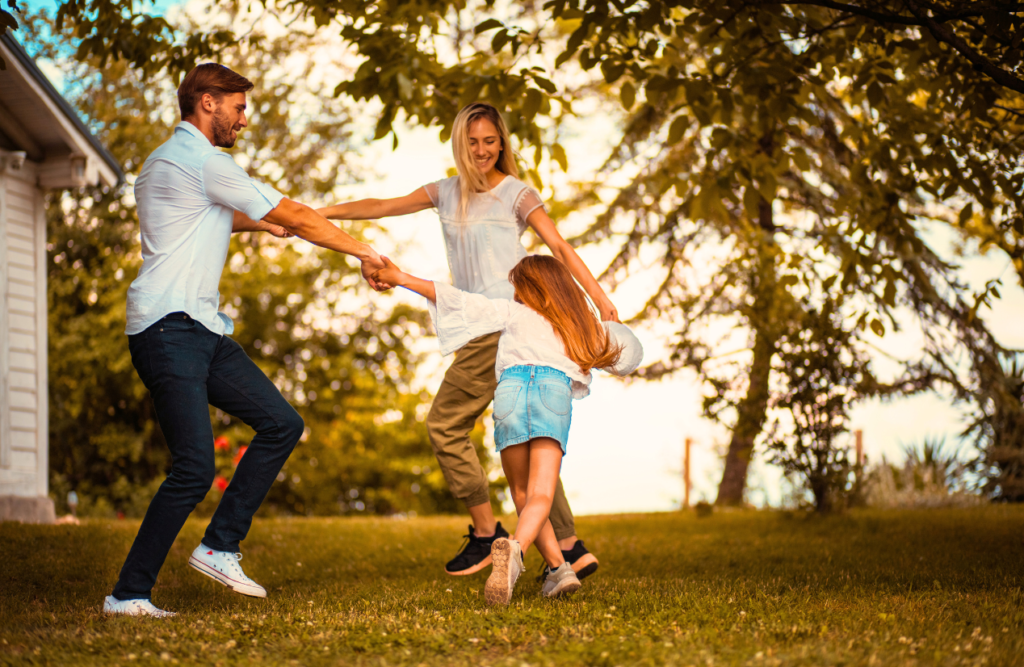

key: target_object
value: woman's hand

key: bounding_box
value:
[372,256,407,288]
[264,223,292,238]
[596,297,620,323]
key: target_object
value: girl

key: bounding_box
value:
[318,103,619,579]
[372,254,643,606]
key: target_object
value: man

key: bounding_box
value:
[102,64,385,617]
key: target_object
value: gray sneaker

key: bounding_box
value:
[484,538,524,606]
[541,561,581,598]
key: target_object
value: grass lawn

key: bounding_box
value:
[1,507,1022,666]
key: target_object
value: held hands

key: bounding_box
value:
[371,256,407,289]
[361,252,392,292]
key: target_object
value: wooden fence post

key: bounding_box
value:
[684,437,692,509]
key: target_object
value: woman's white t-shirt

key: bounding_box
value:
[423,175,544,300]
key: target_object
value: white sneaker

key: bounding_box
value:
[541,561,581,598]
[187,543,267,598]
[484,538,524,606]
[102,595,176,618]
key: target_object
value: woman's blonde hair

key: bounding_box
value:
[509,255,622,374]
[451,103,519,216]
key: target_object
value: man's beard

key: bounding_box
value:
[212,108,237,148]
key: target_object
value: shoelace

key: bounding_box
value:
[230,553,249,578]
[451,529,478,558]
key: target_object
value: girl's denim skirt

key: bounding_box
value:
[493,365,573,454]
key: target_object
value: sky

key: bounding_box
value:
[16,0,1024,516]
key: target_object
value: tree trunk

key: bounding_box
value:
[716,172,777,506]
[715,319,775,505]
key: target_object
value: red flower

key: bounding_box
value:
[214,436,230,451]
[233,446,248,467]
[214,475,229,492]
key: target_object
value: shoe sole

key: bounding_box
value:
[542,577,581,599]
[188,556,267,598]
[484,540,515,606]
[571,553,599,580]
[102,601,176,618]
[445,554,492,576]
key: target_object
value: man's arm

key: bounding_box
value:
[232,211,291,237]
[262,199,388,289]
[201,154,388,288]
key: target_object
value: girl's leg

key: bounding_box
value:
[499,437,564,561]
[533,519,566,569]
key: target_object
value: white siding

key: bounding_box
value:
[8,389,36,410]
[10,409,36,430]
[1,171,44,497]
[0,171,7,470]
[10,449,36,470]
[34,188,48,497]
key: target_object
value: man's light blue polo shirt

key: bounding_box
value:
[126,122,284,336]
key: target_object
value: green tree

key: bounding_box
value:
[28,9,501,517]
[19,1,1024,504]
[764,305,878,512]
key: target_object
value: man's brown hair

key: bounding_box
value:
[177,64,254,119]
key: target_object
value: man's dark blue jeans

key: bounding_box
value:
[111,312,304,601]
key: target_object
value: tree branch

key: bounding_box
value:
[904,0,1024,94]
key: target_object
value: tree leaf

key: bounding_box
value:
[667,115,688,145]
[958,203,974,226]
[601,59,626,84]
[532,74,557,94]
[551,143,568,172]
[474,18,503,34]
[743,186,761,220]
[883,280,896,307]
[0,8,17,31]
[522,88,543,120]
[491,29,510,53]
[779,274,799,289]
[620,81,635,110]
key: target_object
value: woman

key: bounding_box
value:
[318,103,618,578]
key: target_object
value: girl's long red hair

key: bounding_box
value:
[509,255,621,373]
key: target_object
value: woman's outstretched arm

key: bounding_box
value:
[526,208,620,322]
[373,256,437,302]
[318,187,434,220]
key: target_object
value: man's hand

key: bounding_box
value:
[361,253,392,292]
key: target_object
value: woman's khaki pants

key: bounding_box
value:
[426,332,577,541]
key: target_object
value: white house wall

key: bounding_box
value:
[0,167,44,498]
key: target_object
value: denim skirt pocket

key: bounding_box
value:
[539,381,572,416]
[492,384,522,421]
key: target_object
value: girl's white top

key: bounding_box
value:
[423,175,544,300]
[428,282,644,399]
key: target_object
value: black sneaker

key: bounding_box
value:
[537,540,600,582]
[445,522,509,575]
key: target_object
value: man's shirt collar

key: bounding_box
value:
[175,121,212,145]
